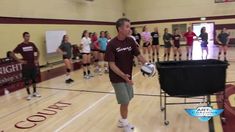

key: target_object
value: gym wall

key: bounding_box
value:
[131,19,235,45]
[0,0,124,65]
[124,0,235,21]
[124,0,235,45]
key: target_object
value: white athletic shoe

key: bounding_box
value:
[27,94,33,100]
[89,74,94,78]
[33,92,41,97]
[117,119,135,129]
[84,75,90,79]
[98,68,103,75]
[123,125,134,132]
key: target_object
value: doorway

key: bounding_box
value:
[192,22,216,59]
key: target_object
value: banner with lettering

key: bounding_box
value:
[0,58,40,95]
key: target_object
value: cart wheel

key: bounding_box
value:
[160,107,165,111]
[164,121,169,126]
[221,117,226,124]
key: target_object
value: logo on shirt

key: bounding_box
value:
[22,46,33,52]
[153,34,159,38]
[116,46,132,52]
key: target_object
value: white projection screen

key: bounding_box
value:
[45,31,67,54]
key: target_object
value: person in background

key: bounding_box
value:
[105,31,109,38]
[91,32,101,73]
[141,26,152,62]
[217,28,230,61]
[80,30,93,79]
[6,51,14,59]
[98,31,109,73]
[163,28,172,61]
[172,28,182,61]
[151,27,160,62]
[131,27,141,46]
[184,27,197,60]
[199,27,209,60]
[57,35,75,83]
[89,32,93,39]
[107,33,112,42]
[129,30,140,67]
[11,32,41,100]
[129,30,139,46]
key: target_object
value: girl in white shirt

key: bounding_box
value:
[80,30,93,79]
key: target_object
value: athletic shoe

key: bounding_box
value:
[84,75,90,79]
[133,63,136,67]
[68,78,74,83]
[65,79,70,84]
[27,94,33,100]
[123,125,134,132]
[117,119,135,129]
[89,74,94,77]
[33,92,41,97]
[104,68,109,74]
[104,69,109,74]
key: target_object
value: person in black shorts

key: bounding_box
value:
[131,27,141,46]
[199,27,209,60]
[172,28,182,61]
[80,30,93,79]
[91,32,100,73]
[151,27,160,62]
[11,32,41,100]
[217,28,230,61]
[163,28,173,61]
[57,35,74,83]
[98,31,109,73]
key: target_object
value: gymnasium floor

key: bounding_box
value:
[0,44,234,132]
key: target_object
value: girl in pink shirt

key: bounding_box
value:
[141,26,152,62]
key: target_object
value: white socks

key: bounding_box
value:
[120,118,128,125]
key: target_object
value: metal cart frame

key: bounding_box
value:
[159,88,226,125]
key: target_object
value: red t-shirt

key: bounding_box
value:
[184,32,196,46]
[13,42,38,68]
[105,37,140,83]
[91,36,99,50]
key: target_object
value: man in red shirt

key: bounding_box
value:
[184,27,197,60]
[105,18,147,132]
[11,32,41,100]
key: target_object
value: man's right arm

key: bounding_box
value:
[11,45,26,64]
[10,52,26,64]
[108,62,133,85]
[57,48,64,55]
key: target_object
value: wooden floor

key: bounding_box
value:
[0,44,234,132]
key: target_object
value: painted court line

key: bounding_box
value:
[39,86,162,97]
[0,79,83,120]
[54,72,140,132]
